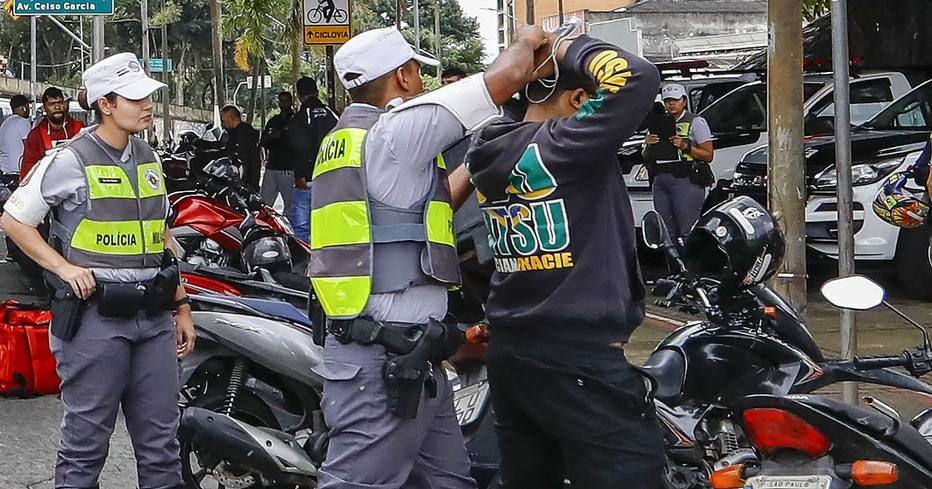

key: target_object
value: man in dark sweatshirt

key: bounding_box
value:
[466,35,663,488]
[287,77,337,241]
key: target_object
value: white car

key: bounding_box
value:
[621,71,913,227]
[731,79,932,296]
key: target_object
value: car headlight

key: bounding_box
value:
[634,165,650,182]
[814,157,903,188]
[732,168,767,188]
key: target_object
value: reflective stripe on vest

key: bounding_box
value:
[49,132,167,269]
[308,106,460,319]
[676,112,696,162]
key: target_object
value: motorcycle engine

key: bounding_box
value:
[187,238,228,268]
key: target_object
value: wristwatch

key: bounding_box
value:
[172,296,191,309]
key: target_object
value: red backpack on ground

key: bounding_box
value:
[0,300,59,396]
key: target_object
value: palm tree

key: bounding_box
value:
[224,0,291,123]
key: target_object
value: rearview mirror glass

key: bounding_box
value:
[642,211,667,249]
[820,275,885,310]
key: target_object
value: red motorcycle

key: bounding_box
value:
[168,158,310,274]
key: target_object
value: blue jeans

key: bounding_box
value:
[291,185,311,242]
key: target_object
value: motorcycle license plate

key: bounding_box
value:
[453,380,489,426]
[745,475,832,489]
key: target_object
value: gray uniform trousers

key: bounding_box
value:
[49,303,182,489]
[260,168,294,214]
[317,339,476,489]
[652,172,707,239]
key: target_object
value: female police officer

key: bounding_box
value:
[1,53,194,489]
[645,83,715,241]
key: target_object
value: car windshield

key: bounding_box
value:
[862,81,932,131]
[701,82,825,134]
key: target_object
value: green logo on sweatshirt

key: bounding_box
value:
[506,144,557,200]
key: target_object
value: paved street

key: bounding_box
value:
[0,258,930,488]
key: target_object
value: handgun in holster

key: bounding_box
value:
[44,271,84,342]
[308,291,327,346]
[381,320,466,418]
[144,250,180,315]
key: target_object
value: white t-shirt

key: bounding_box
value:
[0,115,31,173]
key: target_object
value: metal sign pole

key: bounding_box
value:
[30,15,36,121]
[831,0,858,405]
[326,45,336,110]
[414,0,420,53]
[434,0,441,77]
[92,16,104,62]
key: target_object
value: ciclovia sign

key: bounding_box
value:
[303,0,350,45]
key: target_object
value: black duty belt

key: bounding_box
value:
[328,317,424,355]
[654,161,692,177]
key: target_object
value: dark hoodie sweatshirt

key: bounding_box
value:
[466,36,660,356]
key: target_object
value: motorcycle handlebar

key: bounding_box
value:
[855,353,911,370]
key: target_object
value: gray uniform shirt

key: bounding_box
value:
[360,100,467,324]
[4,130,164,282]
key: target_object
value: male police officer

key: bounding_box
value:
[1,53,194,489]
[309,25,554,489]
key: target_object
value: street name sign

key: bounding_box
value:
[13,0,114,15]
[304,0,350,45]
[147,58,173,73]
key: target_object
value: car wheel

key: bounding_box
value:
[894,227,932,300]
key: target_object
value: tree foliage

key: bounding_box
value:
[0,0,486,114]
[803,0,830,22]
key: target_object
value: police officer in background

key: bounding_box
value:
[309,25,554,489]
[1,53,194,489]
[645,83,715,241]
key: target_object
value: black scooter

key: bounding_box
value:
[710,274,932,489]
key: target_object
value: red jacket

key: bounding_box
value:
[21,116,84,177]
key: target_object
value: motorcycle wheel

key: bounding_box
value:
[180,390,288,489]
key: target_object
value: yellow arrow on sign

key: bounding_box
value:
[3,0,20,20]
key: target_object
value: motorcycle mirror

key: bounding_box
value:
[641,211,670,250]
[820,275,885,311]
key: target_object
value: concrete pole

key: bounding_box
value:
[767,0,807,318]
[434,0,441,77]
[30,16,36,122]
[526,0,534,24]
[831,0,858,405]
[92,16,104,62]
[210,0,225,108]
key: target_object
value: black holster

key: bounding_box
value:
[145,251,180,315]
[309,292,326,347]
[45,272,83,342]
[380,320,465,418]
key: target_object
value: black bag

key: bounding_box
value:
[690,161,715,188]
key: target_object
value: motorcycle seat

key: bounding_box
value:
[796,395,932,467]
[222,296,313,329]
[640,348,686,402]
[272,272,312,293]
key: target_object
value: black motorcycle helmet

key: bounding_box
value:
[682,196,785,294]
